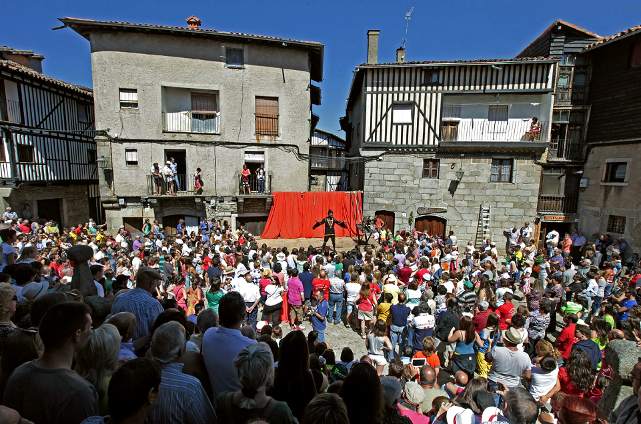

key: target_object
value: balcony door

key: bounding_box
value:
[165,150,187,191]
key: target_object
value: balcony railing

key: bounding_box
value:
[310,157,346,170]
[440,120,547,142]
[537,195,578,213]
[555,87,586,105]
[548,137,583,161]
[147,174,192,196]
[255,115,279,137]
[162,112,220,134]
[238,173,271,195]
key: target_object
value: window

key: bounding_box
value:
[603,161,627,183]
[488,105,508,122]
[423,70,439,85]
[77,103,91,124]
[119,89,138,109]
[125,149,138,166]
[442,104,462,119]
[391,103,413,124]
[255,97,279,137]
[422,159,439,179]
[630,41,641,68]
[16,144,34,163]
[557,74,570,89]
[490,159,513,183]
[88,150,97,164]
[441,122,459,141]
[226,48,244,67]
[607,215,626,234]
[191,92,219,133]
[0,144,5,162]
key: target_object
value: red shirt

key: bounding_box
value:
[18,224,30,234]
[312,278,330,301]
[415,268,431,286]
[558,366,586,396]
[397,266,412,284]
[496,302,514,331]
[556,323,577,361]
[473,310,491,333]
[369,283,381,299]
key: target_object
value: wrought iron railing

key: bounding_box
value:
[537,195,578,213]
[548,137,583,161]
[147,173,191,195]
[238,173,271,194]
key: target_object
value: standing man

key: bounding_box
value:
[237,270,259,329]
[311,289,329,342]
[313,209,347,251]
[287,268,306,331]
[169,157,180,191]
[256,165,266,193]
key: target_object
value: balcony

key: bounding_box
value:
[6,99,21,123]
[537,195,578,214]
[146,174,193,196]
[310,157,346,171]
[162,112,219,134]
[555,87,587,105]
[238,173,271,195]
[548,137,583,161]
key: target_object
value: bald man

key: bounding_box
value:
[418,366,447,414]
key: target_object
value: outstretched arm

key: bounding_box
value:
[312,219,324,229]
[336,219,348,228]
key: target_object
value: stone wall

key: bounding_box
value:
[363,153,542,245]
[4,184,92,226]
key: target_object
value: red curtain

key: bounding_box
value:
[260,192,362,239]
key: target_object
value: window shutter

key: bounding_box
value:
[191,93,218,114]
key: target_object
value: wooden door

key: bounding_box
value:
[415,216,446,237]
[375,210,395,231]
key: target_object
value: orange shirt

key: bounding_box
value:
[412,351,441,369]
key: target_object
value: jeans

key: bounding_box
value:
[591,296,602,316]
[328,293,344,324]
[245,302,258,328]
[258,178,265,193]
[389,324,405,361]
[315,329,325,343]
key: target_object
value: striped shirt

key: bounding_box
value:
[111,288,163,340]
[148,363,216,424]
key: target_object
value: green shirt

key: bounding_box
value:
[206,290,224,314]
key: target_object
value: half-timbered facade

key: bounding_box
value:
[309,129,348,191]
[343,31,555,245]
[518,20,601,239]
[0,47,99,225]
[63,17,323,234]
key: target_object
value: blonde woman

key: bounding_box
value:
[75,323,121,414]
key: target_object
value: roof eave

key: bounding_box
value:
[584,27,641,53]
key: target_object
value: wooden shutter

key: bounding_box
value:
[255,97,279,136]
[191,92,218,114]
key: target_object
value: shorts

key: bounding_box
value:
[289,304,304,323]
[368,354,388,366]
[358,310,373,321]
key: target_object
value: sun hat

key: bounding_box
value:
[386,275,398,284]
[503,327,522,346]
[446,405,475,424]
[403,381,424,406]
[481,406,510,423]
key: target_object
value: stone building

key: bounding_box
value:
[309,129,348,192]
[0,46,99,226]
[342,30,555,246]
[577,26,641,252]
[62,17,323,235]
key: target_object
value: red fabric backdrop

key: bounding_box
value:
[260,192,362,239]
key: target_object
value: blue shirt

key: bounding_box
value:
[202,327,256,397]
[148,363,216,424]
[299,271,314,300]
[618,298,637,321]
[312,299,328,331]
[111,288,164,340]
[390,303,411,327]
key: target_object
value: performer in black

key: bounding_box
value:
[313,209,347,251]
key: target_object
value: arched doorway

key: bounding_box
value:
[415,215,447,238]
[375,210,395,231]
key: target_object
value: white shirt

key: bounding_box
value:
[264,284,283,307]
[345,282,361,303]
[442,280,455,294]
[529,367,559,400]
[412,313,435,330]
[237,280,260,303]
[94,280,105,297]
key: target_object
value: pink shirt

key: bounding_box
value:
[287,276,304,306]
[398,405,430,424]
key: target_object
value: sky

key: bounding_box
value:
[1,0,640,137]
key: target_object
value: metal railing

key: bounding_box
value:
[238,173,271,194]
[548,137,583,161]
[147,174,191,195]
[537,195,578,213]
[255,115,279,137]
[440,120,547,142]
[556,87,586,105]
[310,157,346,170]
[162,112,220,134]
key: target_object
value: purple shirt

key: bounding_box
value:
[132,239,143,251]
[287,276,304,306]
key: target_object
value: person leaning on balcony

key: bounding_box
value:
[162,161,175,196]
[256,166,265,194]
[194,168,204,195]
[524,117,542,141]
[151,163,163,195]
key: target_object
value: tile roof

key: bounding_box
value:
[0,60,92,96]
[584,24,641,52]
[516,19,601,58]
[360,56,556,67]
[0,45,44,59]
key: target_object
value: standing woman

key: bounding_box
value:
[366,319,392,375]
[0,229,17,273]
[186,278,203,316]
[173,277,187,312]
[356,282,375,339]
[447,315,481,378]
[193,167,204,195]
[205,279,224,315]
[263,276,284,326]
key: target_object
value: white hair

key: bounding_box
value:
[234,342,274,409]
[150,321,185,364]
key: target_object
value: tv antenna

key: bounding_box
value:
[401,6,415,49]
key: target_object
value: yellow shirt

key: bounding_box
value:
[377,302,392,324]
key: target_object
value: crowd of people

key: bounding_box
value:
[0,208,640,424]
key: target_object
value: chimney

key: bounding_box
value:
[186,16,202,30]
[367,30,380,64]
[396,47,406,63]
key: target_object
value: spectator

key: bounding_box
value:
[303,393,349,424]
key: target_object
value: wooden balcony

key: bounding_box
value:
[537,195,578,213]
